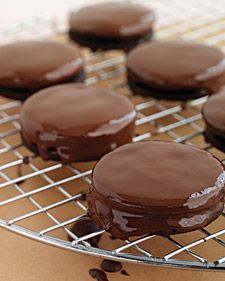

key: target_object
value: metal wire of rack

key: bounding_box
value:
[0,0,225,271]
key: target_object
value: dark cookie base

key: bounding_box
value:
[0,69,85,101]
[127,71,210,101]
[69,30,153,52]
[205,129,225,152]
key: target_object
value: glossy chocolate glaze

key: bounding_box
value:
[88,141,225,239]
[203,89,225,135]
[127,41,225,98]
[0,41,84,89]
[69,2,154,39]
[20,84,136,163]
[203,89,225,151]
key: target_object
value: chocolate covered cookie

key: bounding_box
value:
[20,84,136,163]
[69,2,155,51]
[0,41,84,100]
[88,141,225,240]
[203,89,225,151]
[127,41,225,100]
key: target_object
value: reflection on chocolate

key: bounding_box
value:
[127,41,225,100]
[88,141,225,240]
[89,269,108,281]
[121,270,130,276]
[100,259,122,273]
[0,41,84,100]
[68,216,101,247]
[20,84,136,163]
[202,89,225,152]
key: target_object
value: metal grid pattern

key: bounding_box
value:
[0,0,225,271]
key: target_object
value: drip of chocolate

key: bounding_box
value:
[80,191,87,201]
[16,156,30,184]
[68,216,101,247]
[69,216,128,278]
[121,270,130,276]
[100,259,122,273]
[23,156,30,164]
[89,269,108,281]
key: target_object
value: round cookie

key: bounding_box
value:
[88,141,225,240]
[202,89,225,151]
[69,2,155,51]
[20,83,136,163]
[127,41,225,100]
[0,41,84,101]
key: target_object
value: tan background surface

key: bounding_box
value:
[0,228,224,281]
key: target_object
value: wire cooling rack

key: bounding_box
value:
[0,0,225,271]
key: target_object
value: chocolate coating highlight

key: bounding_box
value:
[88,141,225,240]
[127,41,225,100]
[69,2,155,51]
[20,84,136,163]
[0,41,84,100]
